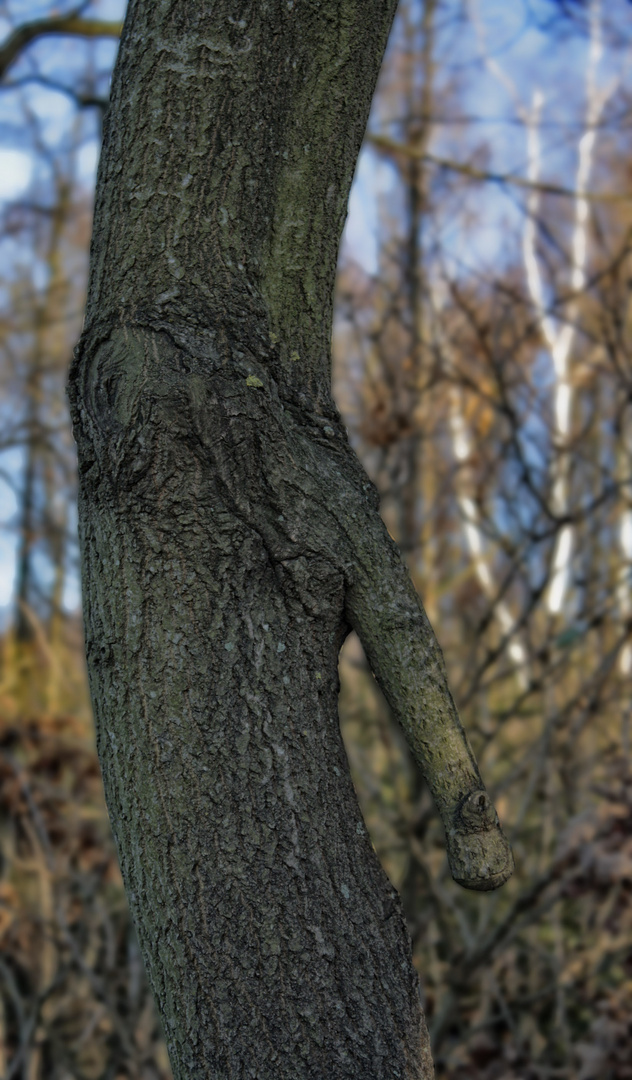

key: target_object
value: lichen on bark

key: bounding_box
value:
[69,2,512,1077]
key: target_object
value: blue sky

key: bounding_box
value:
[0,0,630,616]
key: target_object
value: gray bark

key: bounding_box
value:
[68,2,512,1077]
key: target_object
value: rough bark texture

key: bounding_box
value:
[68,2,512,1078]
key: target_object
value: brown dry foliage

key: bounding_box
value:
[0,632,170,1080]
[2,1,632,1077]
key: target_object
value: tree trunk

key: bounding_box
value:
[68,2,512,1077]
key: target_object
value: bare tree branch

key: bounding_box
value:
[0,15,122,82]
[367,135,629,203]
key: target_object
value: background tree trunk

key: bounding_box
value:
[68,2,511,1077]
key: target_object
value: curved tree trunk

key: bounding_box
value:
[68,2,512,1077]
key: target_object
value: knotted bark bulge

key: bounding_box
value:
[69,2,512,1077]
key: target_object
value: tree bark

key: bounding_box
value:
[68,2,513,1077]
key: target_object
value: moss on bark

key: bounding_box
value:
[69,2,512,1076]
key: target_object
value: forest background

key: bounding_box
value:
[0,0,631,1077]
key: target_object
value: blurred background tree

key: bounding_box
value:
[0,1,631,1078]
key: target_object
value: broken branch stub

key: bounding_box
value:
[342,504,513,892]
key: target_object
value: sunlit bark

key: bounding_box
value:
[68,2,512,1077]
